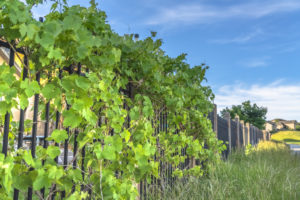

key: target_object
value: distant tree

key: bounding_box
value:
[296,124,300,131]
[221,100,267,130]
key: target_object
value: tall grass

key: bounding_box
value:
[150,141,300,200]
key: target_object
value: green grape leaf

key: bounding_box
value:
[23,150,34,166]
[44,21,62,37]
[46,146,61,159]
[129,106,140,121]
[13,173,32,190]
[73,96,93,111]
[63,109,82,128]
[19,23,39,39]
[41,83,61,100]
[48,47,63,60]
[48,130,68,143]
[41,83,54,100]
[121,130,131,143]
[81,108,97,126]
[94,143,102,159]
[75,76,91,90]
[0,101,10,115]
[20,79,40,97]
[63,14,81,30]
[19,94,29,109]
[61,76,76,92]
[48,166,64,180]
[77,45,89,59]
[68,169,82,183]
[111,48,121,63]
[33,169,51,190]
[102,146,116,161]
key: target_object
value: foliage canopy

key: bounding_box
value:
[221,100,267,130]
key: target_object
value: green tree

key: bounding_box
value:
[221,101,267,130]
[296,124,300,131]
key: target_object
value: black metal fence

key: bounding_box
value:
[0,39,270,199]
[0,39,91,199]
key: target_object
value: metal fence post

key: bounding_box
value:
[2,47,14,156]
[263,130,267,141]
[235,115,240,149]
[27,71,40,200]
[246,123,250,145]
[13,54,28,200]
[224,113,231,152]
[250,125,253,145]
[213,104,218,136]
[240,120,245,147]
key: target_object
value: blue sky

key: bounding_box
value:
[32,0,300,121]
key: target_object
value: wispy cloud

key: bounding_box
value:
[146,0,300,26]
[245,60,268,68]
[240,56,270,68]
[215,81,300,121]
[211,29,263,44]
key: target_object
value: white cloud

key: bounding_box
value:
[235,56,271,68]
[211,29,263,44]
[241,56,270,68]
[146,0,300,25]
[214,81,300,121]
[245,60,268,68]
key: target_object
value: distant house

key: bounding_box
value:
[265,121,276,132]
[266,119,298,132]
[279,120,297,130]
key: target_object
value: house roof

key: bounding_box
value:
[279,120,297,123]
[266,121,276,125]
[271,119,297,123]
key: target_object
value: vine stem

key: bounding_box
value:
[100,151,104,200]
[35,190,45,200]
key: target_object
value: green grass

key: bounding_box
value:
[271,131,300,144]
[150,141,300,200]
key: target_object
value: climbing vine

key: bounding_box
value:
[0,0,223,199]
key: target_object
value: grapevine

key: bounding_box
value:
[0,0,222,199]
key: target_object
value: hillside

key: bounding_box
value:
[271,131,300,144]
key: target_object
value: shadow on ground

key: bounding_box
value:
[283,139,300,144]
